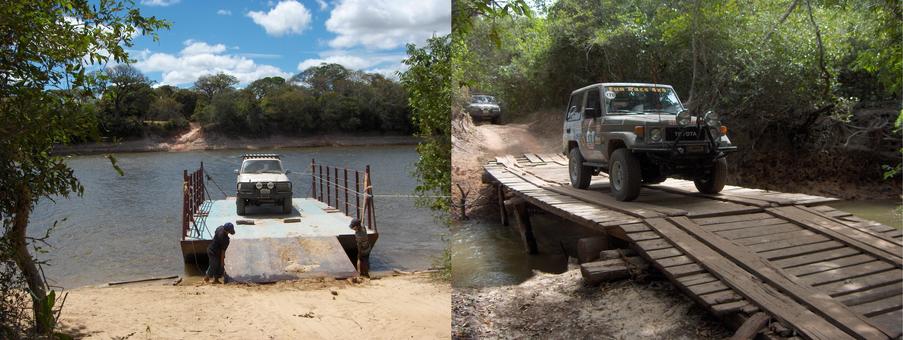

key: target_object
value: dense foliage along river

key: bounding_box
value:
[29,146,445,288]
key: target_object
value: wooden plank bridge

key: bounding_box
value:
[483,153,902,340]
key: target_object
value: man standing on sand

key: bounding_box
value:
[205,222,235,284]
[349,218,371,277]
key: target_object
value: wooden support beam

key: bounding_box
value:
[577,236,610,263]
[512,202,539,254]
[497,184,509,226]
[580,256,648,285]
[729,312,770,340]
[599,248,635,261]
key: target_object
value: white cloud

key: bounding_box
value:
[134,40,289,86]
[325,0,450,50]
[297,52,403,72]
[141,0,179,6]
[247,0,312,36]
[216,9,232,16]
[316,0,329,10]
[180,40,227,56]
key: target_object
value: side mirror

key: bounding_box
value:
[285,170,291,174]
[233,169,239,174]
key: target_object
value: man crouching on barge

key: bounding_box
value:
[204,222,235,284]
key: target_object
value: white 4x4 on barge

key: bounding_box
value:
[235,154,293,215]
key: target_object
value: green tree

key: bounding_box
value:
[102,64,155,119]
[401,35,452,211]
[0,0,167,335]
[172,88,199,119]
[247,76,289,100]
[194,73,239,101]
[293,63,352,94]
[263,88,320,132]
[149,96,184,121]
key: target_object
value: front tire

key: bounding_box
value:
[236,199,246,215]
[609,149,642,201]
[695,158,727,194]
[491,116,501,124]
[282,198,292,214]
[568,148,592,189]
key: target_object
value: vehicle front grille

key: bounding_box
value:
[665,127,706,141]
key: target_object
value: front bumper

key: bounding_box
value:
[468,108,500,119]
[237,192,292,203]
[632,144,737,154]
[237,185,292,202]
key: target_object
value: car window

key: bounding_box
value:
[585,88,602,116]
[603,86,684,114]
[241,160,283,174]
[471,95,497,104]
[565,91,585,121]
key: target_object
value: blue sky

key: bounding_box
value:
[125,0,450,87]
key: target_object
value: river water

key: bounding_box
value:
[29,145,445,288]
[453,199,901,288]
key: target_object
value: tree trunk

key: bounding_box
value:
[688,0,701,107]
[9,184,50,334]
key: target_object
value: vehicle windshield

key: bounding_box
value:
[470,95,497,104]
[240,159,283,174]
[604,86,683,115]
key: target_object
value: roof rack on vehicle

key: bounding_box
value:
[241,153,281,159]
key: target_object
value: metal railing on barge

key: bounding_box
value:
[182,163,210,240]
[310,159,377,232]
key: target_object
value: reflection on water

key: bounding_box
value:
[827,199,901,229]
[452,214,602,288]
[29,145,444,288]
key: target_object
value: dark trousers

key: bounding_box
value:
[206,249,225,279]
[357,253,370,277]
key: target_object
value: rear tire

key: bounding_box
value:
[695,158,727,194]
[568,148,592,189]
[282,198,292,214]
[236,199,246,215]
[609,149,642,201]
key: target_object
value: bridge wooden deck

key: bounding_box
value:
[483,153,902,340]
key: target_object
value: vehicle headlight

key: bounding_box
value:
[267,182,274,189]
[255,182,263,189]
[649,128,662,142]
[704,110,720,127]
[677,110,691,126]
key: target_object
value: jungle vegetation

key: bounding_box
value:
[455,0,901,190]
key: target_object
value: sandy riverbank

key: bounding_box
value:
[57,274,450,339]
[52,124,419,155]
